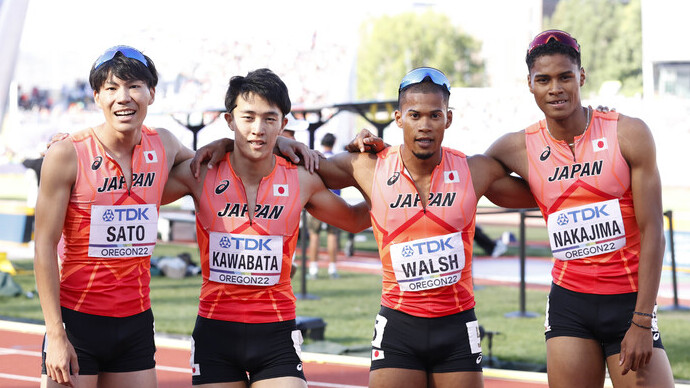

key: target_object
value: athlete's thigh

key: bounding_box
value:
[41,374,98,388]
[606,348,674,388]
[98,368,157,388]
[429,371,483,388]
[547,337,606,388]
[369,368,427,388]
[251,376,307,388]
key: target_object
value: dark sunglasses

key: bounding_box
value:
[93,45,149,69]
[399,67,451,93]
[527,30,580,55]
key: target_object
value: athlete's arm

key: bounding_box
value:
[189,136,319,178]
[469,154,536,209]
[33,140,79,387]
[617,115,665,375]
[300,168,371,233]
[162,158,207,205]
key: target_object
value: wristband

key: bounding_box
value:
[633,311,653,318]
[629,319,652,330]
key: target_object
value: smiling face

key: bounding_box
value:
[528,53,585,121]
[395,88,452,163]
[225,91,286,162]
[93,73,155,135]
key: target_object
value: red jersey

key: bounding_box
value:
[526,111,641,294]
[370,146,478,318]
[60,126,168,316]
[195,155,302,323]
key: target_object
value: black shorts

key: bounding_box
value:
[42,307,156,375]
[545,283,664,357]
[370,306,483,373]
[191,316,305,385]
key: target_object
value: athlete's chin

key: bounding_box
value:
[412,151,435,160]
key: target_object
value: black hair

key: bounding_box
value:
[526,39,581,71]
[321,133,336,148]
[398,78,450,108]
[224,68,291,116]
[89,52,158,91]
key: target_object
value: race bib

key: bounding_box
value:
[88,204,158,258]
[208,232,283,286]
[548,199,626,261]
[390,232,465,292]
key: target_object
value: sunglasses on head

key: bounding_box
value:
[398,67,451,93]
[93,45,149,69]
[527,30,580,55]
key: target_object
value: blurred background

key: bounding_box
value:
[1,0,689,259]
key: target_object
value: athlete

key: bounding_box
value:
[34,47,315,388]
[291,68,534,388]
[485,30,674,387]
[163,68,371,387]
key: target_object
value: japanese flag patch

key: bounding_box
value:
[143,150,158,163]
[591,138,608,152]
[444,170,459,183]
[372,348,385,361]
[273,184,289,197]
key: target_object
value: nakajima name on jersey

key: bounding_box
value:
[548,199,626,261]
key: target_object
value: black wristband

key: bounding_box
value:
[629,319,653,330]
[633,311,653,318]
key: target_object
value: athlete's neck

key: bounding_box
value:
[230,152,275,184]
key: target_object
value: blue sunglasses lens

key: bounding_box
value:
[93,46,148,69]
[399,67,451,92]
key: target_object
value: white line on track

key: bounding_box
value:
[0,372,41,382]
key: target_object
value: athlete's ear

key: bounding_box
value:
[148,87,156,105]
[93,89,100,106]
[394,110,403,129]
[527,73,535,94]
[580,67,586,87]
[224,112,235,132]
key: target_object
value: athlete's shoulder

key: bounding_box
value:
[442,146,466,159]
[524,119,546,135]
[69,127,94,143]
[376,145,400,159]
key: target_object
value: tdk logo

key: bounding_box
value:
[559,204,610,226]
[401,237,454,256]
[222,236,272,251]
[102,208,150,222]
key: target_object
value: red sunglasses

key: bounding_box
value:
[527,30,580,54]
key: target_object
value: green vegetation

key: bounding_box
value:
[356,9,484,101]
[547,0,642,96]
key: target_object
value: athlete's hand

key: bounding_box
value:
[42,132,69,156]
[344,128,388,153]
[190,138,233,179]
[618,323,653,375]
[595,105,616,113]
[275,136,321,173]
[45,332,79,387]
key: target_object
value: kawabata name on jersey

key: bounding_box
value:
[548,199,626,261]
[88,204,158,258]
[390,232,465,291]
[209,232,283,286]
